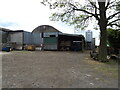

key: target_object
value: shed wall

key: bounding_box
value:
[23,32,32,45]
[44,44,57,50]
[9,32,23,50]
[9,32,23,45]
[0,31,8,43]
[32,33,42,45]
[43,32,58,50]
[0,31,2,50]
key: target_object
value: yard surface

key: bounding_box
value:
[2,51,118,88]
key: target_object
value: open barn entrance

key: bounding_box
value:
[58,35,84,51]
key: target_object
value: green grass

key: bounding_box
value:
[84,57,118,77]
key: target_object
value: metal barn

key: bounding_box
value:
[32,25,85,51]
[1,26,85,51]
[0,28,42,50]
[8,30,33,50]
[0,28,12,50]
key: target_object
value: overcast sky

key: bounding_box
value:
[0,0,100,45]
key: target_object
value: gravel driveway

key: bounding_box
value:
[2,51,118,88]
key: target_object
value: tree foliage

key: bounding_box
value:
[41,0,120,61]
[107,28,120,51]
[41,0,120,29]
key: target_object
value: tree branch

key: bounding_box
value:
[108,23,120,27]
[68,2,78,9]
[80,15,93,23]
[88,0,99,19]
[88,0,99,10]
[107,19,120,26]
[107,12,120,20]
[107,4,119,9]
[61,9,74,17]
[84,15,93,20]
[73,8,100,21]
[105,0,115,10]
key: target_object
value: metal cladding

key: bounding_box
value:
[86,30,93,42]
[1,25,85,51]
[23,31,32,45]
[32,32,42,45]
[32,25,85,51]
[85,30,93,50]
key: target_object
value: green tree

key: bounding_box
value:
[107,28,120,54]
[41,0,120,62]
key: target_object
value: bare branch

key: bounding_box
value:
[68,2,78,9]
[73,8,100,21]
[105,0,115,10]
[107,12,120,20]
[87,0,99,19]
[88,0,99,10]
[60,8,74,18]
[107,4,119,9]
[107,19,120,26]
[84,15,93,20]
[108,23,120,27]
[78,15,93,23]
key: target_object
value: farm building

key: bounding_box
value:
[8,30,32,50]
[0,28,39,50]
[1,25,85,51]
[0,28,12,50]
[32,25,85,51]
[85,30,93,50]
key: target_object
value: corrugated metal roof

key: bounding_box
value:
[0,27,12,32]
[32,25,62,33]
[9,30,24,32]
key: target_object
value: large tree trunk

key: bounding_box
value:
[98,1,108,62]
[99,27,107,62]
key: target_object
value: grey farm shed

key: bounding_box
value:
[32,25,85,51]
[0,28,37,50]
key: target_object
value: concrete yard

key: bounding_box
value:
[2,51,118,88]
